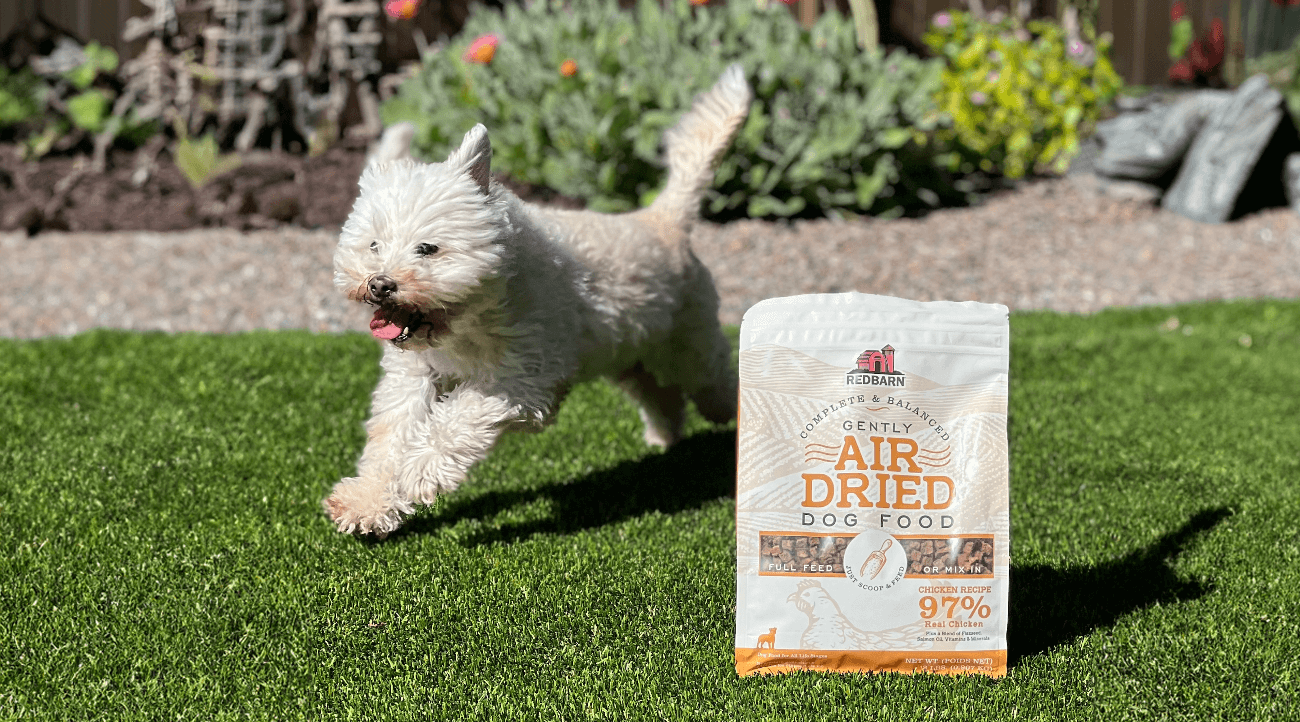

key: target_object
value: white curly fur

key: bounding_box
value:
[324,64,753,538]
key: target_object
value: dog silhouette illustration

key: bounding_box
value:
[756,627,777,650]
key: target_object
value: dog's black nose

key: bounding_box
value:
[368,275,397,301]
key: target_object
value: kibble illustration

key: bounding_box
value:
[901,537,994,575]
[759,534,849,573]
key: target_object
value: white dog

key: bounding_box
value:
[324,65,752,537]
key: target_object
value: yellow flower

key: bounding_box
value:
[560,59,578,77]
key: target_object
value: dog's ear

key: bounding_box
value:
[447,123,492,195]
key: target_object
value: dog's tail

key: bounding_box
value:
[366,122,416,167]
[649,63,752,220]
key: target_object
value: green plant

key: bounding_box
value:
[1249,42,1300,120]
[10,41,156,160]
[383,0,956,219]
[1166,2,1225,85]
[65,88,111,133]
[172,119,242,189]
[1169,2,1194,60]
[0,66,46,129]
[925,10,1122,178]
[63,41,119,91]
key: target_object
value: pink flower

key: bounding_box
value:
[933,12,952,28]
[970,91,987,106]
[384,0,421,20]
[987,71,999,83]
[463,34,499,64]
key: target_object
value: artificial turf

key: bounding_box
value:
[1,300,1298,720]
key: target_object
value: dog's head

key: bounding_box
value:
[334,124,507,350]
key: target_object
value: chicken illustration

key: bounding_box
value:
[787,580,907,650]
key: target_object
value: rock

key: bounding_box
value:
[1285,154,1300,215]
[1091,90,1231,182]
[1162,74,1300,223]
[1068,172,1162,203]
[1114,93,1162,113]
[1066,134,1101,176]
[1103,179,1163,203]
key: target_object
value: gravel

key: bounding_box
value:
[4,174,1300,340]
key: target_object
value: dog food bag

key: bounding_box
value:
[734,292,1010,677]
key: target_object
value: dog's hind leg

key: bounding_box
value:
[619,363,687,449]
[688,353,737,426]
[676,309,737,425]
[659,269,737,426]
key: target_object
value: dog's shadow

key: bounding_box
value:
[394,428,736,545]
[1008,506,1232,665]
[392,435,1229,668]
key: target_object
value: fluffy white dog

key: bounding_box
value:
[324,64,752,537]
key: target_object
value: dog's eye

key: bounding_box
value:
[416,243,439,257]
[369,241,379,253]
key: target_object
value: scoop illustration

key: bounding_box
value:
[859,538,893,580]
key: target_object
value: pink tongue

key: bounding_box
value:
[369,313,403,340]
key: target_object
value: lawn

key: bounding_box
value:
[1,300,1298,720]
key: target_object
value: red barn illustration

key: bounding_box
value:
[856,345,895,374]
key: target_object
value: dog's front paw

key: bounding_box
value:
[323,477,412,539]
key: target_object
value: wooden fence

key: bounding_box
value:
[5,0,1300,86]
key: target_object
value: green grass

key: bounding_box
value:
[2,300,1299,720]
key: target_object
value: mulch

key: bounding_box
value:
[0,140,585,235]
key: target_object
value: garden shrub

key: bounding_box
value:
[383,0,958,219]
[924,10,1122,178]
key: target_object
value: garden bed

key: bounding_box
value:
[0,141,584,235]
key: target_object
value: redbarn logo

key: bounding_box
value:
[846,345,904,387]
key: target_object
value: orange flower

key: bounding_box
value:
[559,58,578,77]
[690,0,708,5]
[384,0,421,20]
[463,34,499,64]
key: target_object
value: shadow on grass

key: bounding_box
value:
[394,428,736,545]
[1008,506,1232,665]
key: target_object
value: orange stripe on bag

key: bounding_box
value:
[735,648,1008,677]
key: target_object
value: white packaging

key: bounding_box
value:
[734,292,1010,677]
